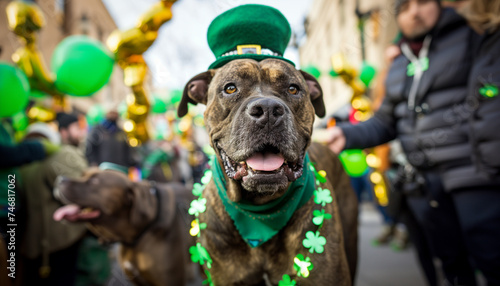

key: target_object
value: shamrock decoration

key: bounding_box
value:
[308,163,327,184]
[190,219,207,237]
[278,274,297,286]
[189,197,207,217]
[406,57,429,76]
[314,188,333,207]
[189,243,212,268]
[303,231,327,254]
[192,183,204,196]
[201,169,213,185]
[479,84,499,98]
[294,254,314,278]
[312,209,332,226]
[202,269,214,286]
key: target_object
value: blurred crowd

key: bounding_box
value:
[326,0,500,285]
[0,107,207,286]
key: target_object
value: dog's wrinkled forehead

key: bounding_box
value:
[80,168,130,187]
[213,58,303,87]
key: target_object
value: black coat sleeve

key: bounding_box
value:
[0,141,46,168]
[339,96,397,150]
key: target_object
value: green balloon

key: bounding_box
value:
[151,96,167,113]
[30,89,49,98]
[0,62,30,118]
[169,89,182,104]
[12,111,29,131]
[86,105,105,126]
[52,35,114,96]
[359,62,377,87]
[339,149,368,177]
[302,65,321,79]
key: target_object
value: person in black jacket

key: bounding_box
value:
[326,0,489,285]
[458,1,500,284]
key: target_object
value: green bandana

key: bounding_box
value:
[211,153,315,247]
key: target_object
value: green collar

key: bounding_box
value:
[212,153,315,247]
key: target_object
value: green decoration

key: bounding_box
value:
[12,111,29,131]
[278,274,297,286]
[302,65,321,79]
[207,4,294,69]
[406,57,429,76]
[212,153,315,247]
[329,69,339,78]
[190,154,335,285]
[479,84,499,98]
[314,188,333,207]
[302,231,327,254]
[118,101,128,117]
[339,149,368,177]
[30,89,49,98]
[359,62,377,87]
[0,62,30,118]
[312,209,332,226]
[192,183,204,197]
[52,35,114,96]
[151,96,167,113]
[188,197,207,217]
[86,105,105,126]
[169,89,183,104]
[293,254,313,278]
[189,243,212,268]
[202,269,214,286]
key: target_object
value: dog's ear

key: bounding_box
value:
[300,71,326,118]
[128,182,156,228]
[177,70,215,117]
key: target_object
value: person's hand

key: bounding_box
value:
[39,139,60,156]
[326,127,346,154]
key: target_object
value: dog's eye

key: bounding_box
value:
[224,84,237,94]
[288,85,299,95]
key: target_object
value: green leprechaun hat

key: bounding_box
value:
[207,4,294,69]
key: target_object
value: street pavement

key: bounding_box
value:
[356,203,427,286]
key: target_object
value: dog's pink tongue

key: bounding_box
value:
[246,152,284,171]
[53,204,81,221]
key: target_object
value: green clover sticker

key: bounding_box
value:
[189,243,212,268]
[293,254,314,278]
[189,197,207,217]
[314,188,333,206]
[407,57,429,76]
[303,231,327,254]
[192,183,204,197]
[312,209,332,226]
[479,84,499,98]
[278,274,297,286]
[201,170,212,185]
[202,269,214,286]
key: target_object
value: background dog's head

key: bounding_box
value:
[178,59,325,203]
[53,169,157,243]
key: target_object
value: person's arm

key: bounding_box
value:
[0,141,48,168]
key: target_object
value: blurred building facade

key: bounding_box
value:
[300,0,398,119]
[0,0,128,112]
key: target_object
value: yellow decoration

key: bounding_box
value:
[190,220,200,237]
[293,257,311,278]
[6,1,66,112]
[107,0,177,145]
[365,154,381,168]
[318,170,327,178]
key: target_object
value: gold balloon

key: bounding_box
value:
[107,0,177,145]
[6,0,67,116]
[330,53,365,97]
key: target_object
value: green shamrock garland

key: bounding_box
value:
[188,159,334,285]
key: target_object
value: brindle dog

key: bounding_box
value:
[178,58,358,285]
[53,169,196,286]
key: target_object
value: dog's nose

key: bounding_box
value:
[247,98,286,128]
